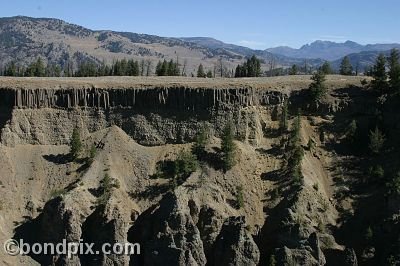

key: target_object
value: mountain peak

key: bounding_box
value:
[266,40,399,60]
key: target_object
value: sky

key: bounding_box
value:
[0,0,399,49]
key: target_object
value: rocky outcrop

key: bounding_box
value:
[128,193,207,266]
[13,197,82,265]
[213,216,260,266]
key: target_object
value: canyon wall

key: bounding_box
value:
[0,86,286,146]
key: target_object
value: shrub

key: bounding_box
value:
[317,221,325,232]
[236,185,244,209]
[165,150,199,190]
[365,226,373,242]
[268,254,277,266]
[387,172,400,196]
[50,188,66,199]
[89,144,97,159]
[361,79,368,86]
[307,138,316,151]
[86,144,97,164]
[271,188,279,200]
[175,150,199,178]
[368,165,385,180]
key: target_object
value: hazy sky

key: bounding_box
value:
[1,0,399,49]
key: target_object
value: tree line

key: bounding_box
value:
[234,55,262,77]
[3,51,397,78]
[1,58,154,77]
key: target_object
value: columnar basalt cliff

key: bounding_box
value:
[0,86,286,146]
[8,87,284,109]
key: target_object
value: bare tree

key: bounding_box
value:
[145,60,152,76]
[181,59,188,76]
[215,57,229,77]
[140,59,145,76]
[218,57,224,77]
[268,54,276,77]
[304,59,308,74]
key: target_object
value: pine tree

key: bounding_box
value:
[388,48,400,91]
[155,61,162,76]
[206,70,213,78]
[234,55,261,77]
[368,126,385,154]
[173,150,199,183]
[346,119,357,143]
[288,112,304,185]
[193,124,209,157]
[309,70,327,101]
[371,53,388,93]
[289,64,298,75]
[5,61,17,76]
[340,56,353,75]
[70,127,82,161]
[221,122,236,171]
[160,60,168,76]
[279,100,289,132]
[197,64,205,78]
[387,172,400,196]
[321,61,332,75]
[35,57,46,77]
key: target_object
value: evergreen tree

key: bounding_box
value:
[155,61,162,76]
[371,53,388,93]
[87,144,97,164]
[221,122,236,171]
[321,61,332,75]
[193,124,209,157]
[167,59,174,76]
[369,126,385,154]
[70,127,82,161]
[279,100,289,133]
[289,64,298,75]
[120,58,128,76]
[234,55,261,77]
[346,119,357,143]
[339,56,353,75]
[206,70,213,78]
[387,172,400,196]
[247,55,261,77]
[35,57,46,77]
[140,59,145,76]
[288,112,304,185]
[5,61,17,76]
[388,48,400,91]
[197,64,205,77]
[160,60,168,76]
[309,70,327,101]
[174,150,199,178]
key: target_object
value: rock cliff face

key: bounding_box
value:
[2,77,382,266]
[0,86,286,146]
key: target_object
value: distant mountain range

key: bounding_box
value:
[0,16,399,74]
[266,40,400,61]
